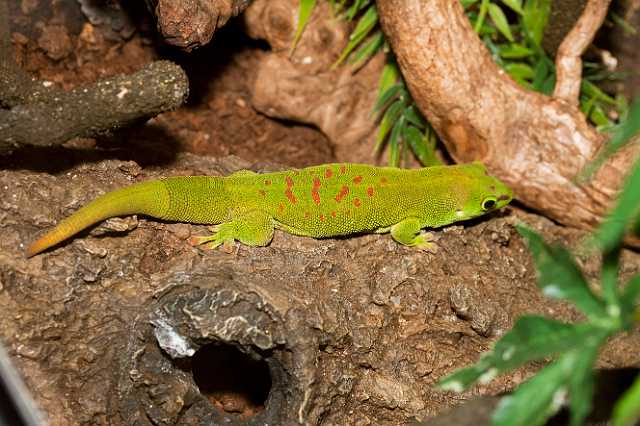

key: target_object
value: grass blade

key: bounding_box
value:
[291,0,317,54]
[488,3,514,41]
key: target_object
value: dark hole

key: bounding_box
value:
[191,343,271,418]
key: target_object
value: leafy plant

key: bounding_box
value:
[438,100,640,426]
[373,63,441,167]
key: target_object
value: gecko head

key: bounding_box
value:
[453,162,513,222]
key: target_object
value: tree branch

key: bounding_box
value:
[553,0,612,103]
[377,0,630,231]
[0,0,189,153]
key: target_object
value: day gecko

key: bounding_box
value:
[27,162,512,256]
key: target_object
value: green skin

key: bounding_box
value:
[27,162,513,256]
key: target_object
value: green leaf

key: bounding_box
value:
[531,59,549,91]
[389,117,404,166]
[612,373,640,426]
[500,0,523,14]
[490,317,601,370]
[332,4,378,68]
[516,226,607,319]
[374,100,403,152]
[566,341,600,426]
[590,104,612,127]
[581,98,640,180]
[499,43,534,59]
[373,84,402,115]
[488,3,514,41]
[491,354,573,426]
[504,62,535,81]
[438,317,603,391]
[404,105,426,128]
[541,73,556,95]
[591,159,640,253]
[491,339,605,426]
[601,248,621,310]
[378,62,400,95]
[461,0,480,8]
[581,80,616,105]
[474,0,491,33]
[403,124,440,167]
[291,0,317,54]
[523,0,551,46]
[621,274,640,328]
[349,31,384,70]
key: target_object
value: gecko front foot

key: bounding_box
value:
[390,218,439,253]
[413,231,438,253]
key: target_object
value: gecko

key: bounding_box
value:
[26,162,512,257]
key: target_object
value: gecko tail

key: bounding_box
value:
[26,180,170,257]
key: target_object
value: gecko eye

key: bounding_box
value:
[482,197,497,210]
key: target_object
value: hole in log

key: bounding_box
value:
[191,343,271,419]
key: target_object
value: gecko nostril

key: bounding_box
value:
[498,194,510,201]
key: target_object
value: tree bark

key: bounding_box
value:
[376,0,637,231]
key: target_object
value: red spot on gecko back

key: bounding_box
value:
[325,168,333,179]
[367,186,374,197]
[334,185,349,203]
[353,198,362,208]
[331,211,336,217]
[311,177,321,205]
[279,202,285,212]
[353,175,363,185]
[319,214,326,221]
[285,189,297,204]
[285,176,294,187]
[339,165,346,174]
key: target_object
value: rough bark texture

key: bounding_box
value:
[0,0,189,154]
[1,155,639,425]
[376,0,638,232]
[145,0,253,50]
[243,0,385,164]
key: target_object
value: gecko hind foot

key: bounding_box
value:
[188,223,235,251]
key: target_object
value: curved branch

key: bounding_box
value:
[377,0,629,231]
[553,0,612,103]
[144,0,253,50]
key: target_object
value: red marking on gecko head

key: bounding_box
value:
[285,188,297,204]
[339,165,346,174]
[264,179,272,186]
[285,176,294,188]
[366,186,374,197]
[331,211,336,217]
[353,176,363,185]
[311,177,321,205]
[325,168,333,179]
[353,198,361,208]
[334,185,349,203]
[258,189,266,197]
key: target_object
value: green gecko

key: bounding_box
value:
[26,162,512,256]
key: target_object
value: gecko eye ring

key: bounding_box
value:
[482,198,496,210]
